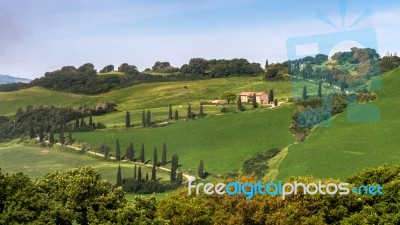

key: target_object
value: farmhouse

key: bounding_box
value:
[239,92,269,104]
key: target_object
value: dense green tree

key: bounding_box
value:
[303,86,308,100]
[221,91,236,104]
[39,123,44,142]
[153,147,158,167]
[186,105,192,120]
[115,138,121,161]
[161,143,167,166]
[252,93,258,109]
[29,122,35,139]
[49,127,55,144]
[80,117,86,127]
[269,89,274,104]
[318,82,322,98]
[140,144,145,163]
[127,142,134,161]
[174,110,179,121]
[118,63,129,72]
[59,127,65,145]
[238,96,244,111]
[151,165,156,181]
[88,114,93,127]
[199,102,205,117]
[100,64,114,73]
[274,99,278,107]
[170,154,179,182]
[116,165,122,187]
[265,59,269,70]
[146,110,151,127]
[133,164,137,180]
[198,160,205,178]
[168,104,173,120]
[137,166,142,181]
[125,111,131,128]
[145,172,149,181]
[142,110,146,127]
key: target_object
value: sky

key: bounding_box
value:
[0,0,399,79]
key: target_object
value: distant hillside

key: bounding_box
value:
[0,74,30,84]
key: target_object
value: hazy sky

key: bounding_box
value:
[0,0,399,79]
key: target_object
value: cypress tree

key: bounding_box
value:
[39,123,44,142]
[116,165,122,187]
[252,93,258,109]
[168,104,173,120]
[176,172,183,186]
[199,102,204,117]
[88,114,93,127]
[174,110,179,121]
[68,125,72,144]
[49,127,55,144]
[115,138,121,161]
[269,89,274,104]
[161,143,167,166]
[198,160,204,178]
[170,154,179,182]
[140,144,145,163]
[318,82,322,98]
[146,110,151,127]
[134,164,137,180]
[153,147,158,167]
[238,96,244,111]
[142,110,146,127]
[80,117,86,127]
[62,110,67,129]
[59,127,65,145]
[125,111,131,128]
[274,99,278,107]
[29,122,35,139]
[137,166,142,181]
[303,86,308,100]
[75,115,79,129]
[145,172,149,181]
[126,142,134,161]
[151,165,156,181]
[186,105,192,120]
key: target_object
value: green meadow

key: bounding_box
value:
[73,105,296,174]
[278,68,400,180]
[0,142,170,184]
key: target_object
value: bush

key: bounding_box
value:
[241,148,281,178]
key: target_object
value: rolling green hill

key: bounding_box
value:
[0,142,169,184]
[277,68,400,180]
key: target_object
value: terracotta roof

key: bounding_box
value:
[239,92,267,96]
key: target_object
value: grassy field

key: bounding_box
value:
[277,69,400,180]
[0,142,170,184]
[73,105,296,174]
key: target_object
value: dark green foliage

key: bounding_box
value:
[126,142,134,161]
[242,148,281,178]
[176,172,183,186]
[49,127,55,144]
[103,144,110,159]
[302,86,307,100]
[380,54,400,73]
[151,165,156,181]
[137,166,142,181]
[170,154,179,182]
[125,111,131,128]
[59,127,65,145]
[198,160,205,179]
[221,91,236,104]
[133,164,137,180]
[39,123,44,142]
[140,144,145,163]
[252,93,258,109]
[358,92,377,103]
[88,114,93,127]
[237,96,244,111]
[100,64,114,73]
[161,143,167,166]
[115,138,121,161]
[142,110,146,127]
[268,89,274,104]
[168,104,173,120]
[146,110,151,127]
[29,122,35,139]
[274,99,278,106]
[199,102,205,117]
[174,110,179,121]
[152,61,179,73]
[186,105,192,120]
[153,147,158,167]
[116,165,122,187]
[318,82,322,97]
[67,126,73,144]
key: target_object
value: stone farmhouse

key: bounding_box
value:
[239,92,269,104]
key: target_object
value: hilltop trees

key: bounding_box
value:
[100,64,114,73]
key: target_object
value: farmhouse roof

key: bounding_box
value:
[239,92,267,96]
